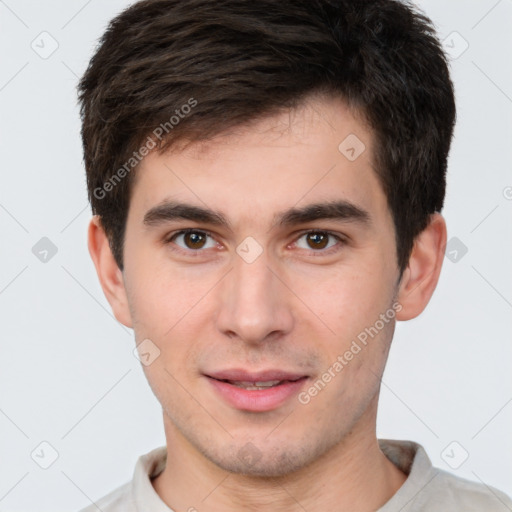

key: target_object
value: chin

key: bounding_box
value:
[200,440,324,479]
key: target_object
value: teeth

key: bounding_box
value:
[255,380,281,386]
[230,380,283,389]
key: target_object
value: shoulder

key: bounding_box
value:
[413,467,512,511]
[378,439,512,512]
[76,446,168,512]
[77,481,136,512]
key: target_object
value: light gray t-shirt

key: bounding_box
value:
[79,439,512,511]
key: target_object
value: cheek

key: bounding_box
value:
[294,260,391,332]
[126,274,169,332]
[124,245,198,333]
[126,266,212,372]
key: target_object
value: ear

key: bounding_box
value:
[87,216,133,328]
[395,213,447,321]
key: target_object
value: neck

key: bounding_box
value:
[152,402,407,512]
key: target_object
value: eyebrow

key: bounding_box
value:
[143,199,371,230]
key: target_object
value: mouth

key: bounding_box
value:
[203,370,309,412]
[208,376,305,390]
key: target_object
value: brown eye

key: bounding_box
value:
[295,231,342,253]
[183,231,207,249]
[306,232,329,249]
[168,230,216,251]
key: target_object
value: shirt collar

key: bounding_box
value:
[131,445,171,512]
[129,440,433,512]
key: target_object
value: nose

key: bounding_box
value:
[215,248,294,345]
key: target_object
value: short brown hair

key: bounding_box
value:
[78,0,456,274]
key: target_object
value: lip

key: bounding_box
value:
[204,369,309,412]
[205,369,307,382]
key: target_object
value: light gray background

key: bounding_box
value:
[0,1,511,511]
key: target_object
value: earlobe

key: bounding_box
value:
[87,216,133,328]
[395,213,447,321]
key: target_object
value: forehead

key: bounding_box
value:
[129,95,389,229]
[173,95,372,161]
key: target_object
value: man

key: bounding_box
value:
[78,0,512,510]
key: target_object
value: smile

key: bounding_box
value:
[205,374,309,412]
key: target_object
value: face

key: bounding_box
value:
[120,95,403,477]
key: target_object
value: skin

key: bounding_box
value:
[88,94,447,511]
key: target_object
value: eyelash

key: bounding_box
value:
[163,228,346,257]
